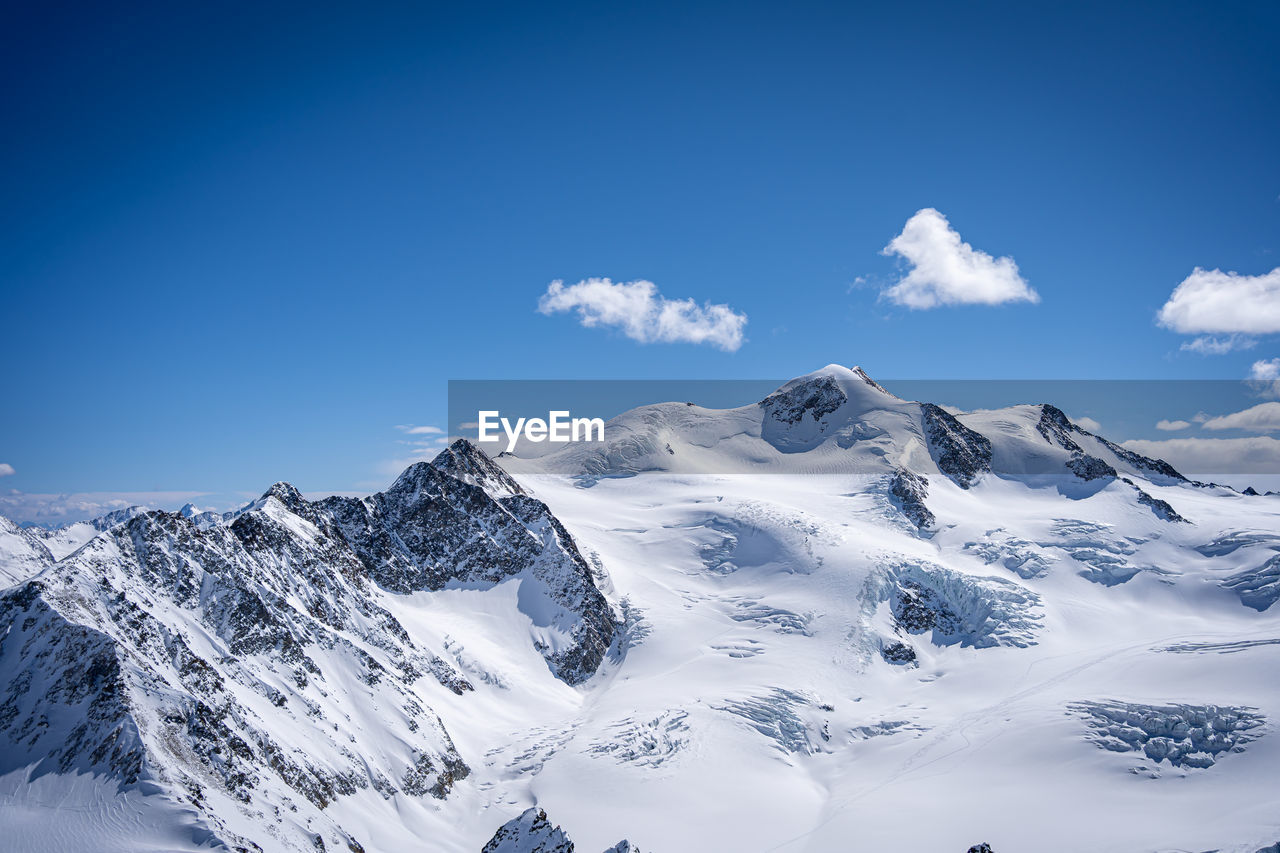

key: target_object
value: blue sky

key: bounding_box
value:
[2,1,1279,521]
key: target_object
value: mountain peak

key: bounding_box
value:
[770,364,898,401]
[760,364,904,430]
[430,439,526,497]
[849,365,893,395]
[262,481,307,510]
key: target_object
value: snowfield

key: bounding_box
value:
[2,365,1280,852]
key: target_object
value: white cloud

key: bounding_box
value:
[0,463,13,477]
[1179,334,1256,355]
[1157,267,1280,340]
[1156,419,1192,432]
[395,424,443,435]
[1120,436,1280,476]
[1251,358,1280,381]
[1200,402,1280,432]
[880,208,1039,309]
[1073,416,1102,433]
[538,278,747,351]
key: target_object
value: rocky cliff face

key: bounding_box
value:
[321,441,616,685]
[920,403,993,488]
[0,500,472,851]
[481,806,639,853]
[0,440,616,852]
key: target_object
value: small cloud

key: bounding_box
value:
[1251,358,1280,381]
[1179,334,1256,355]
[0,463,13,477]
[1156,419,1192,432]
[395,424,444,435]
[880,208,1039,309]
[1200,402,1280,433]
[1073,416,1102,433]
[538,278,747,351]
[1157,267,1280,348]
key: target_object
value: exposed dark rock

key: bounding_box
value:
[481,807,574,853]
[1037,404,1084,451]
[851,365,893,395]
[1096,436,1186,482]
[1067,452,1117,481]
[880,641,917,665]
[760,375,847,425]
[321,444,616,685]
[431,438,528,496]
[1133,486,1188,523]
[869,562,1043,650]
[893,579,962,636]
[920,403,992,488]
[889,469,935,530]
[0,442,616,852]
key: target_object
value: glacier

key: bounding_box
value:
[2,364,1280,852]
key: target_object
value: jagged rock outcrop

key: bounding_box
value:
[321,440,616,684]
[0,501,471,852]
[761,375,847,426]
[0,441,616,852]
[1131,484,1188,522]
[880,640,918,665]
[1036,404,1185,483]
[480,806,639,853]
[482,808,574,852]
[1067,452,1117,481]
[1036,404,1086,451]
[867,562,1043,650]
[920,403,992,488]
[1097,435,1186,483]
[432,438,528,497]
[889,469,935,531]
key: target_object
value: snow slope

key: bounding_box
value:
[3,364,1280,852]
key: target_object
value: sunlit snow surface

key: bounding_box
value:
[441,471,1278,853]
[5,368,1280,852]
[5,470,1280,851]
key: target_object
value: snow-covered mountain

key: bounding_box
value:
[3,364,1280,852]
[0,445,615,852]
[503,364,1186,487]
